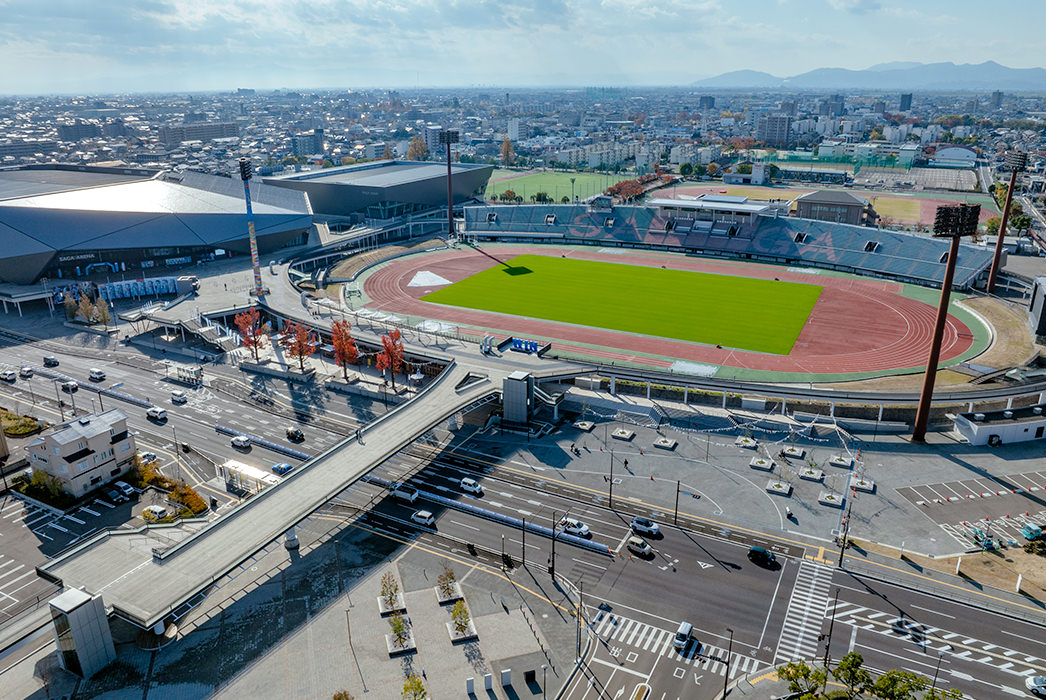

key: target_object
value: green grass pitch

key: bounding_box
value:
[484,171,632,202]
[420,254,822,355]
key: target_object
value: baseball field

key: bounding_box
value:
[420,254,822,354]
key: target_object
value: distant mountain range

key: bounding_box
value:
[693,61,1046,91]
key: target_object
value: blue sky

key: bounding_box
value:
[0,0,1042,94]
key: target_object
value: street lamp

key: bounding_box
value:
[723,627,734,700]
[930,649,947,694]
[570,177,576,203]
[987,150,1027,294]
[238,157,266,297]
[912,203,980,442]
[439,129,459,237]
[541,664,547,700]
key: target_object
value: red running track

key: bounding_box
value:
[362,246,976,375]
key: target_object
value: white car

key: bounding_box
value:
[460,477,483,494]
[1027,677,1046,696]
[88,368,106,381]
[137,451,158,464]
[61,381,78,393]
[231,435,252,449]
[558,517,590,537]
[626,536,653,558]
[18,366,33,378]
[410,510,435,526]
[114,481,135,496]
[0,370,15,382]
[630,516,660,537]
[142,505,169,521]
[170,390,188,404]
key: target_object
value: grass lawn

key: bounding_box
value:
[421,254,821,354]
[865,195,921,222]
[484,171,631,202]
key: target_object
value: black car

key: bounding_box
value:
[286,427,305,442]
[748,546,777,567]
[43,355,60,367]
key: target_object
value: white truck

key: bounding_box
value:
[390,482,419,504]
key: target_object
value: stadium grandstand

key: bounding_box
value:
[462,199,995,290]
[0,164,312,285]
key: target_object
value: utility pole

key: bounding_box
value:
[522,517,526,567]
[674,480,680,525]
[549,510,556,577]
[823,588,840,671]
[440,129,459,237]
[608,449,614,508]
[576,579,584,658]
[838,491,855,566]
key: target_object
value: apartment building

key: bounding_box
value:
[26,410,137,498]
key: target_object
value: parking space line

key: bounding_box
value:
[0,564,26,582]
[78,506,100,517]
[46,521,69,533]
[60,514,86,525]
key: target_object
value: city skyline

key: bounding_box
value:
[1,0,1045,95]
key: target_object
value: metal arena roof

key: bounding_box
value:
[0,166,155,200]
[271,161,486,188]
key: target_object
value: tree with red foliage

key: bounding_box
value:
[375,329,404,389]
[279,321,317,373]
[330,319,358,379]
[234,307,269,362]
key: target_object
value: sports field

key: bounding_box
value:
[420,254,821,355]
[485,170,631,202]
[659,183,998,227]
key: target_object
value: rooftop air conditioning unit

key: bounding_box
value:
[1034,407,1043,415]
[1003,410,1013,418]
[973,413,985,421]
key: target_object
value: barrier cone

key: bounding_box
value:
[650,475,654,481]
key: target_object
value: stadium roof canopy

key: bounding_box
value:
[0,165,312,285]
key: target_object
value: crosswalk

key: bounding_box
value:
[589,612,766,678]
[774,560,833,664]
[827,600,1046,677]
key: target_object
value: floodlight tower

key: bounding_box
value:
[239,157,266,296]
[912,203,980,442]
[986,150,1028,294]
[439,129,459,237]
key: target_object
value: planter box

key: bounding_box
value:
[574,421,595,432]
[799,469,824,482]
[377,592,406,616]
[749,457,775,472]
[653,437,677,450]
[446,620,479,644]
[829,455,853,468]
[850,477,876,494]
[735,436,758,449]
[766,480,792,496]
[782,446,805,458]
[435,582,463,605]
[819,491,844,508]
[385,633,417,656]
[611,428,635,441]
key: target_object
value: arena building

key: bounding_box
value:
[0,165,312,285]
[263,159,494,222]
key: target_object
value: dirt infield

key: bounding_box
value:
[361,245,982,379]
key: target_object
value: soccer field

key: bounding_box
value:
[484,171,631,202]
[421,255,822,355]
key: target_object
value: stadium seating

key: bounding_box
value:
[464,204,993,289]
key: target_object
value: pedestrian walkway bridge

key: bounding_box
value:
[37,361,506,631]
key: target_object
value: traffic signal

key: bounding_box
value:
[238,157,252,181]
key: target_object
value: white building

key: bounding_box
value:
[26,409,137,498]
[952,404,1046,446]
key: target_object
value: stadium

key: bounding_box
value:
[0,164,312,285]
[349,196,1004,382]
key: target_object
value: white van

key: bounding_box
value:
[673,621,693,651]
[146,407,167,421]
[89,368,106,381]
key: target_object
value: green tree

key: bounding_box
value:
[984,217,1001,237]
[63,295,77,320]
[923,687,963,699]
[436,562,456,597]
[451,600,471,635]
[389,612,409,647]
[381,571,400,609]
[679,162,693,177]
[870,669,927,700]
[561,195,570,203]
[76,293,96,323]
[406,136,429,161]
[402,674,427,700]
[693,163,707,177]
[706,162,720,177]
[1011,213,1033,236]
[832,652,873,699]
[776,660,825,698]
[736,162,753,174]
[499,189,516,202]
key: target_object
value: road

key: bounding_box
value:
[0,331,381,626]
[355,450,1046,700]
